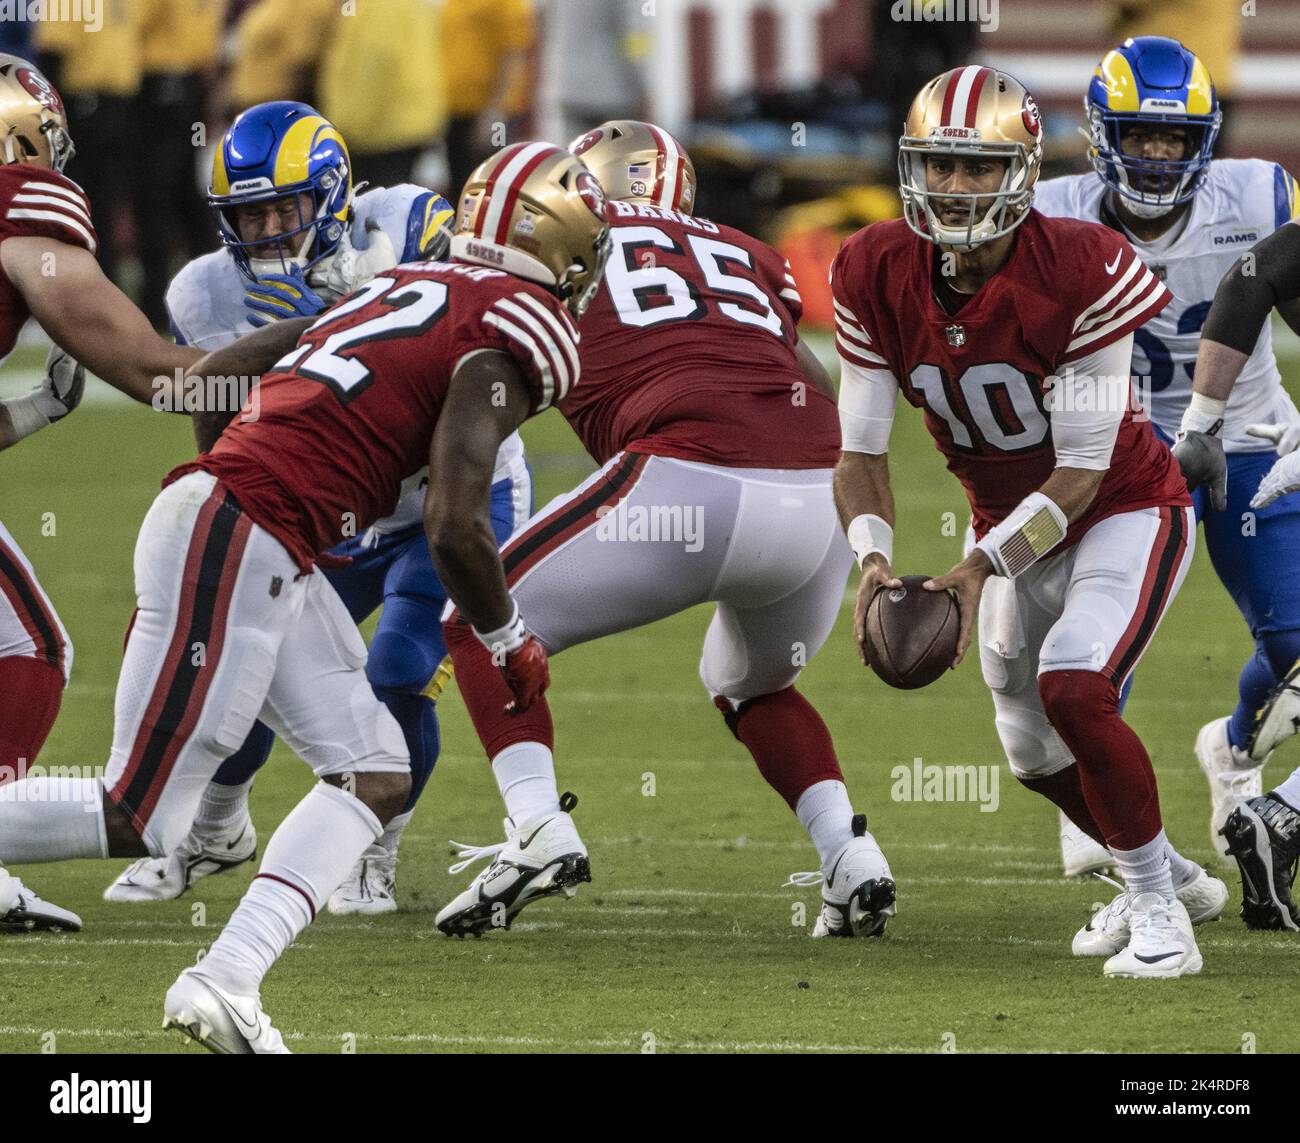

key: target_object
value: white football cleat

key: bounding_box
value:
[1248,659,1300,762]
[103,820,256,903]
[163,968,289,1054]
[1103,893,1203,979]
[0,869,82,933]
[1072,867,1228,956]
[1196,717,1264,860]
[1059,811,1115,878]
[327,844,397,916]
[436,792,590,937]
[788,815,896,938]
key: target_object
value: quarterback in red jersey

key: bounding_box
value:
[438,121,895,942]
[833,67,1226,978]
[0,54,222,936]
[0,142,609,1051]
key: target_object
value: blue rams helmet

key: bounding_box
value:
[209,101,353,281]
[1085,36,1221,218]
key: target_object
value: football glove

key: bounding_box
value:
[473,603,551,714]
[309,219,398,304]
[1251,450,1300,510]
[1172,429,1227,512]
[245,265,329,327]
[1246,421,1300,456]
[39,345,85,423]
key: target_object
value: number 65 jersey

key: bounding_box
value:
[170,261,578,573]
[831,211,1189,543]
[558,201,841,469]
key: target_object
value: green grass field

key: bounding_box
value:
[1,336,1299,1055]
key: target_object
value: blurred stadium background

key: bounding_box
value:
[0,0,1296,341]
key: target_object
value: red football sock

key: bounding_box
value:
[1038,669,1162,851]
[1017,764,1107,846]
[0,654,64,780]
[718,687,844,810]
[444,618,553,759]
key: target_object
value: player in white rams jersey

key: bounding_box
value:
[101,102,533,914]
[1034,37,1300,872]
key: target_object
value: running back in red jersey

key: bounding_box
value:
[0,162,97,358]
[559,201,841,469]
[831,210,1190,543]
[173,260,580,572]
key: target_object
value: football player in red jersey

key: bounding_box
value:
[832,67,1226,977]
[436,121,897,941]
[0,54,243,935]
[0,142,610,1051]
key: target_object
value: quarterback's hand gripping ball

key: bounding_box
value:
[863,575,961,688]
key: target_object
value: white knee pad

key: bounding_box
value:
[994,705,1075,781]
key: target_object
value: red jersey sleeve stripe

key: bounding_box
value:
[483,309,564,407]
[832,298,869,333]
[1074,265,1162,337]
[836,333,889,368]
[513,291,580,377]
[1070,254,1143,332]
[7,207,97,252]
[1064,278,1170,357]
[21,179,90,211]
[13,191,92,226]
[834,312,875,350]
[494,296,574,395]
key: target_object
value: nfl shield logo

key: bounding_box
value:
[945,324,966,348]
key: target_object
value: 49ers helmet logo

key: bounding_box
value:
[1021,94,1041,137]
[16,68,62,114]
[575,170,606,218]
[570,130,603,158]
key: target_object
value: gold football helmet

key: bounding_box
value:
[452,142,611,318]
[899,66,1043,250]
[567,119,697,213]
[0,55,73,172]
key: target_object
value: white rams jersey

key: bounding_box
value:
[167,184,526,536]
[1035,159,1300,453]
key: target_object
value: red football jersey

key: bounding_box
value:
[0,163,97,358]
[558,201,840,468]
[831,211,1189,544]
[171,261,579,572]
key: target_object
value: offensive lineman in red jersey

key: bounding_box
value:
[0,142,610,1051]
[0,54,227,933]
[436,121,897,941]
[833,67,1226,978]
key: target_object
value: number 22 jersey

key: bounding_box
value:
[831,211,1189,543]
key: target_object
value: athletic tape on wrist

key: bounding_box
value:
[474,601,526,655]
[1,394,50,441]
[846,514,893,568]
[975,492,1068,578]
[1179,391,1227,436]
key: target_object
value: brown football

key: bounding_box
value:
[863,575,960,690]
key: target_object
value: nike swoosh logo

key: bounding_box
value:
[1134,950,1182,964]
[1104,252,1122,274]
[826,851,846,886]
[519,818,554,851]
[196,976,261,1037]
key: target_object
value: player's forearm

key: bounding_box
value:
[1191,338,1250,404]
[0,406,19,451]
[795,339,836,401]
[834,451,895,529]
[427,507,514,634]
[1037,467,1105,523]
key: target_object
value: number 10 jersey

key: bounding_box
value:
[831,211,1189,545]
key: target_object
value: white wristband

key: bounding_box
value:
[846,513,893,568]
[1179,392,1227,436]
[1,393,51,442]
[975,492,1069,578]
[473,601,526,655]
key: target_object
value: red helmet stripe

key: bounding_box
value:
[492,144,561,246]
[474,145,527,239]
[964,67,991,127]
[939,71,959,125]
[645,123,682,210]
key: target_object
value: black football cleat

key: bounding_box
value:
[1221,794,1300,931]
